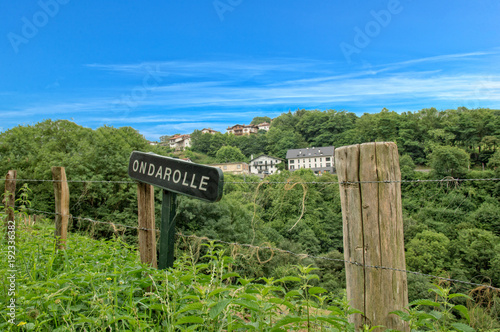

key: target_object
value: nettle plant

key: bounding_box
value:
[0,191,480,332]
[390,284,476,332]
[143,242,356,331]
[1,183,32,225]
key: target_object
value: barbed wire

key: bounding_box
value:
[13,207,500,292]
[22,207,153,232]
[2,177,500,185]
[339,178,500,185]
[177,233,500,292]
[2,178,135,184]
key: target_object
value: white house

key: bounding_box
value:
[169,134,191,151]
[226,124,258,136]
[249,155,283,176]
[257,122,270,131]
[209,162,249,175]
[286,146,335,175]
[201,128,219,135]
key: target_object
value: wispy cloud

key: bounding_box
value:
[3,51,499,139]
[86,58,331,80]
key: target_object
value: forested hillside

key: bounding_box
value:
[1,108,500,329]
[190,107,500,167]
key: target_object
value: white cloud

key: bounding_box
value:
[3,51,500,140]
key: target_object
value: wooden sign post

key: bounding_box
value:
[52,167,69,250]
[3,170,17,240]
[128,151,223,269]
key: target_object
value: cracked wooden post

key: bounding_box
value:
[137,182,157,268]
[4,170,17,239]
[52,167,69,250]
[335,142,408,331]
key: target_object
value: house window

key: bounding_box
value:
[326,163,331,167]
[289,160,294,164]
[326,157,331,161]
[290,165,294,170]
[309,164,311,168]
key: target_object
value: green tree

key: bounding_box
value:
[406,230,451,275]
[266,128,307,159]
[470,202,500,235]
[250,116,272,125]
[190,130,213,154]
[449,228,499,281]
[399,154,416,179]
[428,145,470,178]
[209,133,227,157]
[487,150,500,169]
[215,146,246,162]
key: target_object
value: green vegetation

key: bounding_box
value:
[1,218,487,331]
[0,218,359,331]
[190,107,500,167]
[1,107,499,330]
[215,145,246,163]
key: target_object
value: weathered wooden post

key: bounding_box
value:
[3,170,17,239]
[137,182,157,268]
[128,151,223,269]
[335,142,408,331]
[52,167,70,249]
[159,190,177,269]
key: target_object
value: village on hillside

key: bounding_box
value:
[148,120,335,178]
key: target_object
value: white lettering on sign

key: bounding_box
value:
[148,164,155,176]
[130,157,219,199]
[190,174,197,188]
[140,161,147,174]
[199,176,209,191]
[182,172,190,187]
[155,166,163,178]
[173,170,181,183]
[164,167,172,180]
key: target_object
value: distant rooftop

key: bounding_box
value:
[286,146,334,159]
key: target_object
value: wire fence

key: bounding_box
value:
[10,205,500,292]
[3,175,500,295]
[2,177,500,185]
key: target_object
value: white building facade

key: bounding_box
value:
[226,124,259,136]
[169,134,191,151]
[201,128,219,134]
[286,146,335,174]
[249,155,283,176]
[257,122,270,131]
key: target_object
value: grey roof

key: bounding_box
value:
[249,154,284,162]
[286,146,335,159]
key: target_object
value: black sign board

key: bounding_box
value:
[128,151,223,202]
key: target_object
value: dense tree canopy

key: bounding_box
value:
[215,145,246,162]
[1,109,500,316]
[189,107,500,170]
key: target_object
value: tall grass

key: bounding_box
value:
[1,218,483,331]
[1,222,359,331]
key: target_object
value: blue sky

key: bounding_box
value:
[1,0,499,141]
